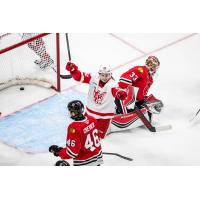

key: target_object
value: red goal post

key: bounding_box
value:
[0,33,61,92]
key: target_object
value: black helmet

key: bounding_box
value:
[67,100,84,120]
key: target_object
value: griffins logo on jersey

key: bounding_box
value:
[93,88,106,104]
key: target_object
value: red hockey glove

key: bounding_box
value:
[66,61,78,72]
[116,89,127,100]
[49,145,62,157]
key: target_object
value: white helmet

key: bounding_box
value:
[98,65,112,75]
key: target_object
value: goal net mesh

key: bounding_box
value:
[0,33,60,91]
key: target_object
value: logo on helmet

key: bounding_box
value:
[98,65,112,75]
[145,56,160,75]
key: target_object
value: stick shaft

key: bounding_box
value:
[66,33,71,61]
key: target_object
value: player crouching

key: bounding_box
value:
[49,100,103,166]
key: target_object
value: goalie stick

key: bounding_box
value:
[134,106,172,132]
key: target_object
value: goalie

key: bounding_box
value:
[115,56,163,117]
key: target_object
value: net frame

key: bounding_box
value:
[0,33,61,92]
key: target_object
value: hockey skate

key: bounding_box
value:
[47,58,57,72]
[34,58,56,72]
[34,59,47,70]
[42,58,57,72]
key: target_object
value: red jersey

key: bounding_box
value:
[58,115,103,166]
[118,66,153,101]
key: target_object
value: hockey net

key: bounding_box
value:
[0,33,60,91]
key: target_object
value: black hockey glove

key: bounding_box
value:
[49,145,63,157]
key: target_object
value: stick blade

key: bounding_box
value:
[60,74,72,79]
[155,124,172,132]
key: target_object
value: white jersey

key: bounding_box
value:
[86,76,116,119]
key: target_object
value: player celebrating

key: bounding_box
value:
[49,100,103,166]
[66,62,127,139]
[116,56,163,114]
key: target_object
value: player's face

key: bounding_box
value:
[68,111,76,118]
[99,73,112,83]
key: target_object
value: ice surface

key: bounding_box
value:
[0,33,200,166]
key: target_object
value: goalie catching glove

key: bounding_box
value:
[135,94,163,114]
[143,94,164,114]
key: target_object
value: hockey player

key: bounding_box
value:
[21,33,55,70]
[49,100,103,166]
[116,56,163,114]
[66,61,127,139]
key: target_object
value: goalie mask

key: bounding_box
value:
[67,100,84,120]
[145,56,160,76]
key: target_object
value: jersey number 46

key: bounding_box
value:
[85,129,100,151]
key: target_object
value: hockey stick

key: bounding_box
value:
[60,33,72,79]
[66,33,71,61]
[103,152,133,161]
[189,108,200,122]
[54,154,132,165]
[134,106,172,132]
